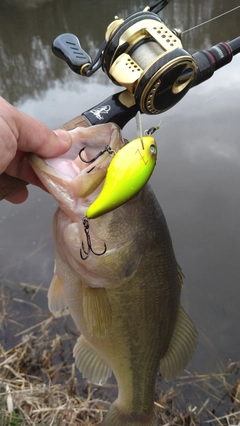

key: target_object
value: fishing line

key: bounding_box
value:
[198,79,240,106]
[136,111,143,138]
[182,5,240,34]
[160,78,240,130]
[160,73,240,129]
[161,78,240,129]
[133,6,240,135]
[158,5,240,129]
[136,111,145,149]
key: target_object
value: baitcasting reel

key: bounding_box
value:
[102,11,198,114]
[1,0,239,200]
[52,0,198,115]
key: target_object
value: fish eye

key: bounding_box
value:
[150,145,156,154]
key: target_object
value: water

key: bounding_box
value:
[0,0,240,417]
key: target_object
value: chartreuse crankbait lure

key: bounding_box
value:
[86,135,157,219]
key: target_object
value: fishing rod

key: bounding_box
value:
[1,0,240,200]
[51,1,240,128]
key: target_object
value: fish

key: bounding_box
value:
[28,122,198,426]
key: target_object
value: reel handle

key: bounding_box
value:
[52,33,92,75]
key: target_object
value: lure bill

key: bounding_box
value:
[86,135,157,219]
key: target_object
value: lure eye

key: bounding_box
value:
[150,144,157,154]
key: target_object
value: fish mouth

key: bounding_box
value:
[28,124,125,199]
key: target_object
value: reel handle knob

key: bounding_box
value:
[52,33,91,75]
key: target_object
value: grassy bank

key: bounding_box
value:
[0,283,239,425]
[0,324,239,425]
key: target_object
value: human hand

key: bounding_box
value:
[0,97,72,203]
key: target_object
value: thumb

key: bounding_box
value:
[0,97,72,159]
[16,110,72,158]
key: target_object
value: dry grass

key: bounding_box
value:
[0,282,240,425]
[0,318,111,426]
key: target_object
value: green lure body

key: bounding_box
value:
[86,136,157,219]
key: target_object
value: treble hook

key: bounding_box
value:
[80,217,107,260]
[79,145,115,164]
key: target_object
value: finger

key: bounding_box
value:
[5,153,47,189]
[0,97,72,159]
[17,111,72,157]
[5,186,29,204]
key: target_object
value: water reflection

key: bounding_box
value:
[0,0,240,399]
[1,0,240,104]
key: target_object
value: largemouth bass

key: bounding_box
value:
[28,123,197,426]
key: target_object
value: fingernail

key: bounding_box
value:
[54,129,72,144]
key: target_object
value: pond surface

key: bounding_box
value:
[0,0,240,417]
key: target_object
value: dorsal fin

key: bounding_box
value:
[177,263,185,288]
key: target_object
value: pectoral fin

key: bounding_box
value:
[73,335,112,385]
[160,305,198,381]
[48,273,68,314]
[82,285,112,337]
